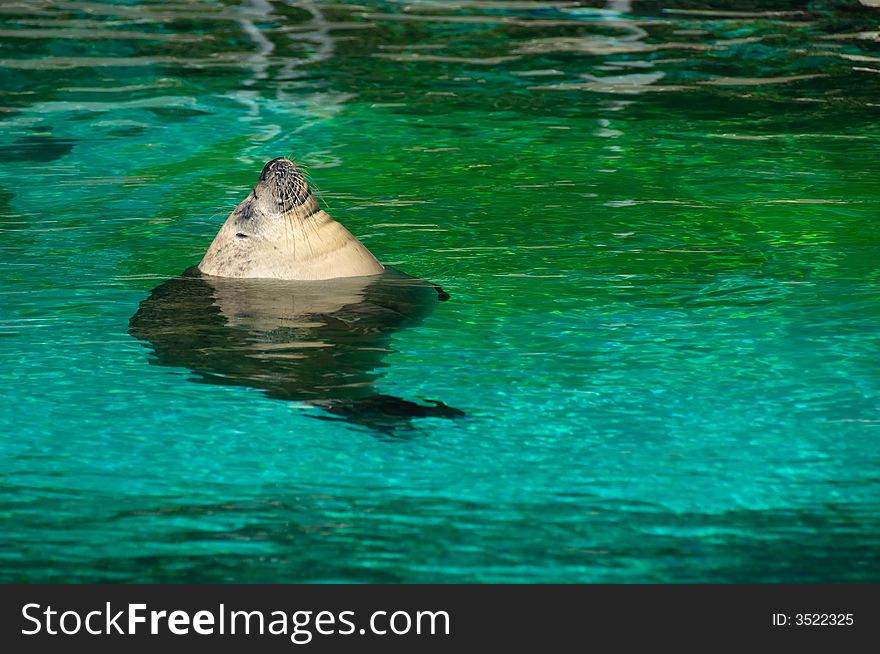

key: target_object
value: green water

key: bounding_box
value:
[2,0,880,582]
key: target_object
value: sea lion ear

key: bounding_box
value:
[235,200,255,221]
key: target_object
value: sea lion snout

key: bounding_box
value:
[256,157,309,212]
[259,157,297,182]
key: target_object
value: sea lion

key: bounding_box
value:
[129,158,460,433]
[198,157,384,280]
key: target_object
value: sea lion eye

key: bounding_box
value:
[238,202,255,220]
[236,233,248,239]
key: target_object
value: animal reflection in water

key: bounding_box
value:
[129,267,462,433]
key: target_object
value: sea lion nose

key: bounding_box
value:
[259,157,293,182]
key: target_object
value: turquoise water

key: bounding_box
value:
[2,0,880,582]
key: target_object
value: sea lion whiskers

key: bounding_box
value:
[277,195,322,262]
[296,160,335,211]
[305,207,324,259]
[282,191,293,262]
[284,203,311,261]
[296,168,341,255]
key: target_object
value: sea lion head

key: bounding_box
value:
[208,157,320,246]
[197,157,385,280]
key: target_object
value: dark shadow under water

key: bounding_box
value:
[128,267,462,434]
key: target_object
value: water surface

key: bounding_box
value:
[1,0,880,582]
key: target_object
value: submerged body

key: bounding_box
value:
[129,267,459,432]
[198,157,384,280]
